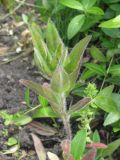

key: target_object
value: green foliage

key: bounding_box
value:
[71,129,87,160]
[60,0,104,39]
[26,19,91,80]
[7,137,17,146]
[0,111,32,126]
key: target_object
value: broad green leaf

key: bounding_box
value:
[93,130,100,143]
[71,129,87,160]
[104,112,120,126]
[85,63,106,76]
[87,7,104,15]
[65,36,91,73]
[67,14,85,39]
[51,66,70,93]
[32,106,58,118]
[101,139,120,157]
[90,46,106,62]
[109,65,120,75]
[99,15,120,28]
[46,20,63,53]
[81,0,96,9]
[60,0,83,11]
[94,86,118,113]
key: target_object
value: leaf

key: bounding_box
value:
[92,130,100,143]
[101,139,120,157]
[80,70,96,80]
[24,88,30,106]
[87,7,104,15]
[86,143,108,149]
[106,77,120,86]
[68,98,91,115]
[104,112,120,126]
[61,140,74,160]
[31,133,46,160]
[60,0,83,11]
[29,22,48,58]
[71,129,87,160]
[32,106,58,118]
[46,20,63,53]
[13,115,32,126]
[112,93,120,109]
[7,137,17,146]
[51,66,70,93]
[99,15,120,28]
[109,65,120,75]
[38,96,48,107]
[47,152,60,160]
[102,28,120,38]
[67,14,85,39]
[27,121,57,136]
[94,86,118,113]
[82,148,96,160]
[90,46,106,62]
[3,145,19,155]
[81,0,96,9]
[85,63,106,76]
[65,36,91,73]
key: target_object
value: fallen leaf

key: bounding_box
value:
[3,144,19,154]
[26,121,57,136]
[47,152,60,160]
[31,133,46,160]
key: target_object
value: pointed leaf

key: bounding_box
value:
[101,139,120,157]
[85,63,106,76]
[104,112,120,126]
[68,98,91,115]
[94,86,118,113]
[71,129,87,160]
[65,36,91,73]
[92,130,100,143]
[46,20,63,53]
[90,46,106,62]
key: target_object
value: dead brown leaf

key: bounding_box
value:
[31,133,46,160]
